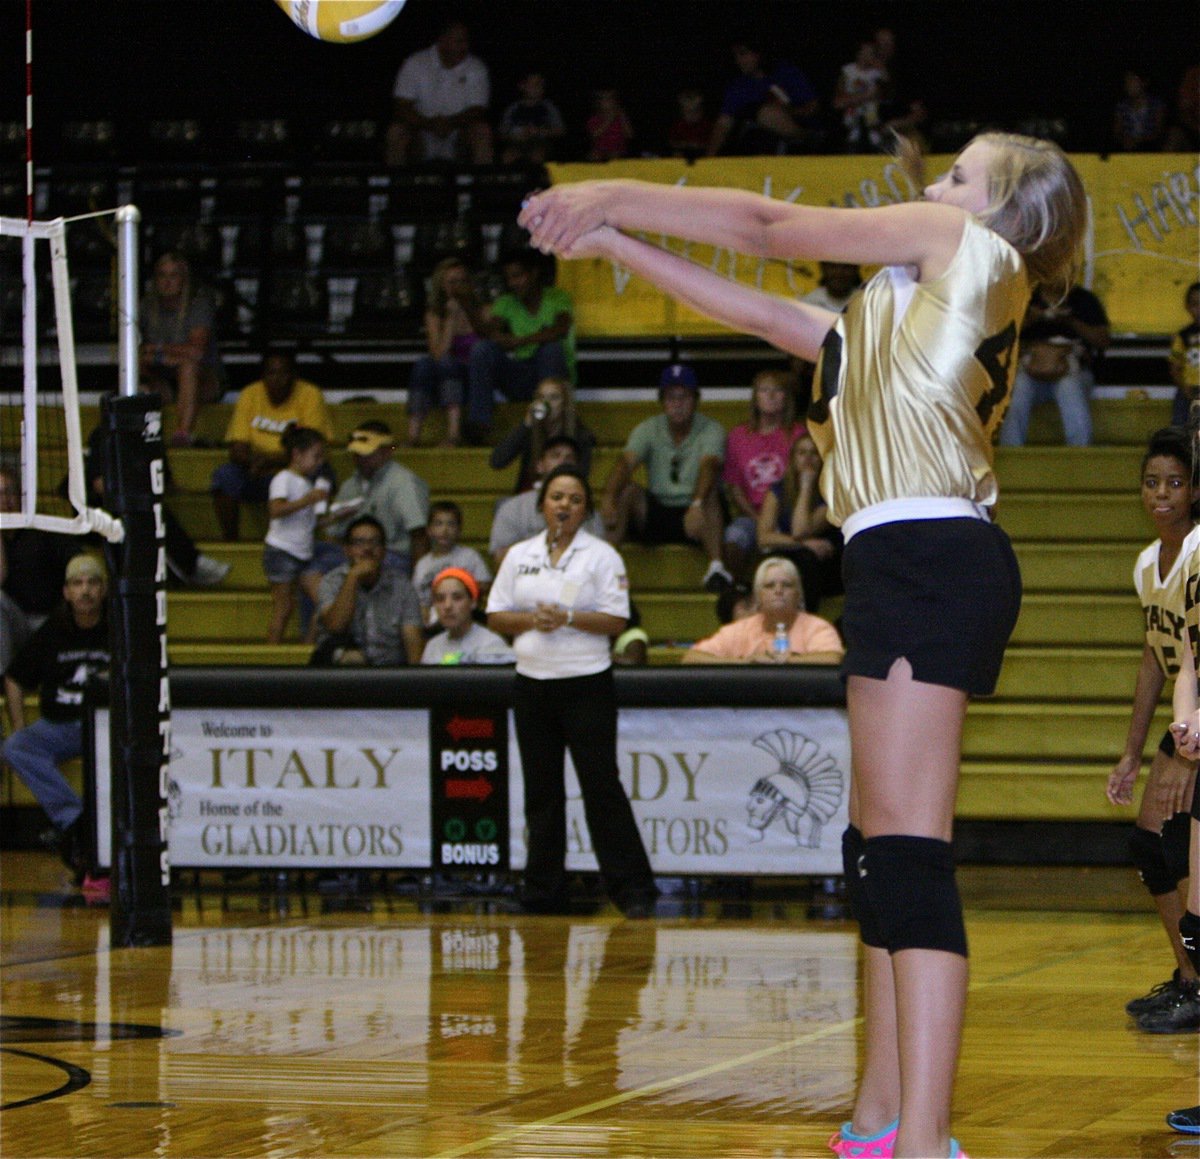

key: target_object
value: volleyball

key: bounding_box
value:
[274,0,407,44]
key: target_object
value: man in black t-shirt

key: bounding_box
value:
[998,285,1112,447]
[1,553,110,872]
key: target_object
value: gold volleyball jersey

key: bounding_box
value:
[1183,529,1200,672]
[1134,524,1200,677]
[808,217,1029,527]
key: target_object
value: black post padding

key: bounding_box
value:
[101,394,172,946]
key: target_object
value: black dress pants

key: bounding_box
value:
[512,668,655,908]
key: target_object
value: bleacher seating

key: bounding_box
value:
[0,390,1181,825]
[0,138,1184,829]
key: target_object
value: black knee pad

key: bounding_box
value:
[842,825,886,948]
[1181,911,1200,974]
[1130,825,1182,896]
[860,835,967,958]
[1162,811,1192,886]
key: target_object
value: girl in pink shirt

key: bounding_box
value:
[723,369,805,577]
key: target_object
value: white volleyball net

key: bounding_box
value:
[0,213,124,542]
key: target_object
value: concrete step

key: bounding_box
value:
[167,488,1146,548]
[77,393,1180,451]
[194,539,1143,597]
[162,441,1146,501]
[159,589,1143,653]
[994,646,1143,700]
[962,700,1172,763]
[956,759,1137,821]
[993,445,1142,493]
[997,494,1145,541]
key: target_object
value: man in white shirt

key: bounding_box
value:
[385,19,493,166]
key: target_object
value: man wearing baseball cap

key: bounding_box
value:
[600,363,733,591]
[321,420,430,576]
[1,553,110,889]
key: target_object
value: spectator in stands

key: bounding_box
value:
[139,252,226,448]
[467,250,576,442]
[498,70,566,166]
[84,415,228,588]
[407,258,487,448]
[998,286,1111,447]
[412,501,491,630]
[1170,281,1200,427]
[311,515,423,667]
[706,37,821,157]
[757,432,844,614]
[586,87,634,161]
[1112,69,1167,152]
[869,26,930,150]
[1,553,110,884]
[384,18,493,167]
[1164,63,1200,151]
[490,436,604,566]
[421,568,513,665]
[833,39,886,152]
[793,263,863,414]
[667,89,714,162]
[0,535,31,708]
[722,368,804,580]
[715,579,755,626]
[489,375,596,493]
[211,350,334,541]
[803,261,863,313]
[323,422,429,576]
[602,364,732,592]
[681,556,843,665]
[264,427,331,645]
[0,466,84,630]
[612,601,650,667]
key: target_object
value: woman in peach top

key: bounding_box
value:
[682,556,842,665]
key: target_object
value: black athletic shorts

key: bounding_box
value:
[638,494,690,546]
[840,516,1022,696]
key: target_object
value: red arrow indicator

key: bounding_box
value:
[446,716,495,742]
[445,777,494,801]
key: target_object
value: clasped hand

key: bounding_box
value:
[1169,718,1200,761]
[532,602,568,632]
[519,186,613,259]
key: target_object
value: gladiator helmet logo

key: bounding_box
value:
[745,728,845,848]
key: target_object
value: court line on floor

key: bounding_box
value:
[430,1014,857,1158]
[427,921,1149,1159]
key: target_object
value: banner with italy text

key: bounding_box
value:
[546,154,1199,339]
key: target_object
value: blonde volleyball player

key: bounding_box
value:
[1106,427,1199,1032]
[520,133,1086,1159]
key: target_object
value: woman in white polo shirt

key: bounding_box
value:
[487,465,657,918]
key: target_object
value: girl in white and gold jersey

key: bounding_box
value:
[521,132,1086,1159]
[1168,491,1200,1128]
[1107,428,1199,1027]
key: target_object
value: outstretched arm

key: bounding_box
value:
[577,226,837,362]
[520,179,968,281]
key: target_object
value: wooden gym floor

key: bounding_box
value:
[0,852,1196,1159]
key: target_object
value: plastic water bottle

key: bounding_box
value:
[772,622,789,662]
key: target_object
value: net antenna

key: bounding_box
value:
[0,207,138,543]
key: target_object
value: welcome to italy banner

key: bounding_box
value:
[547,154,1199,339]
